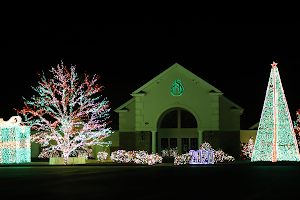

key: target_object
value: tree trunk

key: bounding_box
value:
[63,151,70,165]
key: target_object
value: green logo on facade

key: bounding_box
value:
[171,79,184,96]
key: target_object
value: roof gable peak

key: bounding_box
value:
[132,63,221,94]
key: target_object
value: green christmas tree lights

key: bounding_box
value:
[252,61,300,162]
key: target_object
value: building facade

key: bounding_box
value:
[114,63,244,158]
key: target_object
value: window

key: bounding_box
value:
[161,109,197,128]
[190,138,198,150]
[170,138,177,148]
[161,138,168,150]
[181,110,197,128]
[181,138,189,154]
[160,110,178,128]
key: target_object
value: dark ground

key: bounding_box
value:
[0,159,300,199]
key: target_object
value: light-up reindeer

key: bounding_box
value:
[0,116,22,126]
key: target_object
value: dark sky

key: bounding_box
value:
[1,10,300,130]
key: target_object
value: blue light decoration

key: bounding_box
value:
[189,150,214,165]
[170,79,184,96]
[174,142,234,165]
[0,116,31,164]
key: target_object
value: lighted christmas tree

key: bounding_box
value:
[251,61,300,162]
[14,61,113,164]
[241,136,254,159]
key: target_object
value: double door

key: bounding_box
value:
[161,138,198,155]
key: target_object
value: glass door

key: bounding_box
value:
[181,138,189,154]
[190,138,198,150]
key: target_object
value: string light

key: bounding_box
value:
[0,117,31,164]
[110,150,162,165]
[293,109,300,147]
[174,142,235,165]
[14,61,113,164]
[241,136,254,159]
[161,147,178,157]
[97,151,108,162]
[252,62,300,162]
[98,141,112,147]
[161,149,169,157]
[174,153,192,165]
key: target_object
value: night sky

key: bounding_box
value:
[1,9,300,130]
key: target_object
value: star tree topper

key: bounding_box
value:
[271,61,278,68]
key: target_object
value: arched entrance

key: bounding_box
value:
[157,107,198,155]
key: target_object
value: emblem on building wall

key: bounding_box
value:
[170,79,184,96]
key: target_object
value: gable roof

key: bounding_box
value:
[249,122,259,129]
[114,97,134,113]
[220,95,244,114]
[132,63,222,94]
[114,63,243,113]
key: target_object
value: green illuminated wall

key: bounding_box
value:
[116,63,243,132]
[115,63,244,156]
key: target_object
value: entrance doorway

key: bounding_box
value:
[157,107,198,155]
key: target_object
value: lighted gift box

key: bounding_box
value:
[0,116,31,164]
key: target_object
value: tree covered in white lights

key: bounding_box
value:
[14,61,113,164]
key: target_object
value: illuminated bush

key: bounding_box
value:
[97,151,108,162]
[241,136,254,159]
[110,150,162,165]
[174,153,192,165]
[161,147,178,157]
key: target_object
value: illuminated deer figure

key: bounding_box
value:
[0,116,22,126]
